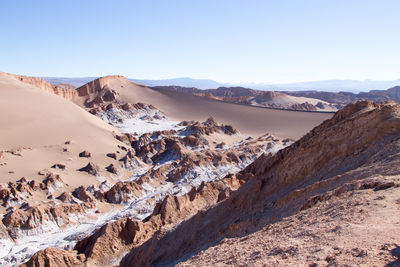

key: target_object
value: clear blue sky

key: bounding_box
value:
[1,0,399,83]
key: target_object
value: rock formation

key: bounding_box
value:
[76,75,127,97]
[78,162,98,176]
[2,72,78,100]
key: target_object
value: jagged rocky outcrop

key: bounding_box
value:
[76,75,127,97]
[72,175,242,265]
[3,202,94,239]
[52,84,78,100]
[20,248,85,267]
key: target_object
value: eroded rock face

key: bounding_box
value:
[78,150,91,158]
[102,89,118,102]
[76,76,127,97]
[289,102,317,111]
[104,181,142,204]
[42,173,63,190]
[0,187,11,202]
[72,186,94,202]
[56,192,76,204]
[183,117,237,136]
[2,202,94,239]
[52,84,78,100]
[3,73,78,100]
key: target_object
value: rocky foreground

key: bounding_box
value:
[17,99,400,267]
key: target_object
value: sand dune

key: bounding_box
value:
[0,73,124,186]
[79,77,333,139]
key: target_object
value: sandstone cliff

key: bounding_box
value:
[2,72,78,100]
[76,75,127,97]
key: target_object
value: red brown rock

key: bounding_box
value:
[78,150,91,158]
[56,192,76,204]
[78,162,98,176]
[104,181,142,204]
[51,163,66,170]
[106,152,117,160]
[72,186,94,202]
[20,247,85,267]
[105,164,119,174]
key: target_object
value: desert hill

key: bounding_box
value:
[0,72,135,263]
[0,72,126,184]
[13,74,332,139]
[72,76,332,139]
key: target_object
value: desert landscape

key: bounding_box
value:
[1,71,400,267]
[1,1,400,266]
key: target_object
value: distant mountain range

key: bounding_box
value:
[251,79,400,92]
[132,78,400,92]
[42,77,400,92]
